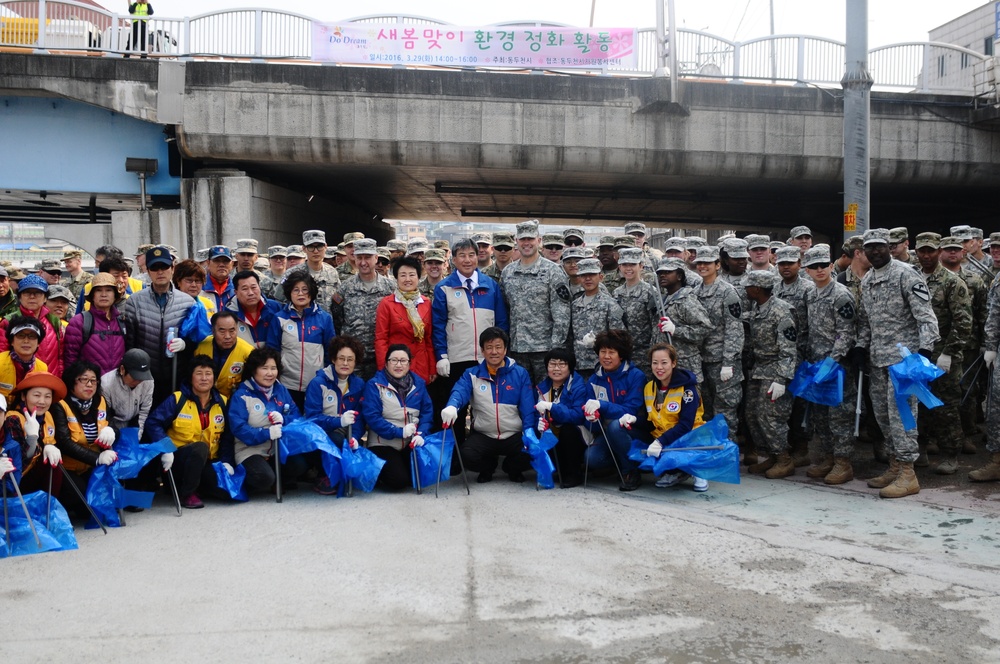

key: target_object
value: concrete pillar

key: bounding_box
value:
[110,209,187,257]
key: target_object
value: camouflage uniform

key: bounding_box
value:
[602,267,624,294]
[917,263,972,456]
[276,263,342,315]
[259,271,286,300]
[337,262,357,279]
[481,263,500,280]
[61,271,92,302]
[746,295,798,455]
[614,280,659,378]
[570,291,625,372]
[657,284,713,383]
[982,275,1000,452]
[956,263,987,439]
[417,276,443,301]
[857,255,940,464]
[773,275,813,361]
[331,273,396,380]
[696,278,744,435]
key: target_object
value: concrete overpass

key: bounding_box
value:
[1,52,998,249]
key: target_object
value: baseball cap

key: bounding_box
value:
[122,348,153,381]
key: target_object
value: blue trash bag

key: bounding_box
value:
[628,415,741,485]
[0,490,78,558]
[889,348,944,430]
[341,441,385,494]
[522,428,559,490]
[212,461,248,502]
[789,357,845,407]
[85,465,155,529]
[411,430,455,490]
[179,298,213,344]
[279,418,343,491]
[113,429,177,481]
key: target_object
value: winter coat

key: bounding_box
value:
[585,360,645,431]
[304,366,366,438]
[447,357,535,440]
[362,370,433,451]
[145,384,233,464]
[536,371,588,427]
[0,305,64,377]
[121,285,194,377]
[62,307,126,376]
[229,379,300,465]
[643,368,705,445]
[375,293,436,383]
[431,270,508,364]
[265,302,336,393]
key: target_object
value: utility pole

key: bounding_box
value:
[769,0,776,81]
[841,0,872,242]
[654,0,678,103]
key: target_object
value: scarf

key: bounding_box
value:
[70,395,93,413]
[395,289,425,342]
[387,371,413,399]
[248,378,273,401]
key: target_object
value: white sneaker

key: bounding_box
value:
[692,477,708,492]
[655,471,688,488]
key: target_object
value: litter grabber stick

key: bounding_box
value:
[536,387,563,488]
[2,479,9,554]
[434,426,446,499]
[959,354,984,386]
[46,463,52,529]
[346,423,354,498]
[408,434,421,495]
[57,465,107,534]
[595,418,627,487]
[444,423,470,495]
[7,472,41,549]
[166,467,182,516]
[647,445,725,453]
[962,361,985,406]
[854,370,864,438]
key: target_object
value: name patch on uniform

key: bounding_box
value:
[911,283,930,302]
[177,413,193,420]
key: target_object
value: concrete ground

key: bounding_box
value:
[4,454,1000,663]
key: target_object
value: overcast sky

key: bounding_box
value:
[137,0,992,47]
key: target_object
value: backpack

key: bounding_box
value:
[81,310,126,345]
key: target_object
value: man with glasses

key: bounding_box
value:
[39,259,62,287]
[375,247,392,278]
[276,230,342,315]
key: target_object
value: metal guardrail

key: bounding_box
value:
[0,0,989,94]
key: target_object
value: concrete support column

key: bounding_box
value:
[110,209,188,257]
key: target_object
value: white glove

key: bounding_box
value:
[348,438,360,451]
[411,435,425,448]
[537,418,550,433]
[436,356,450,378]
[720,366,734,381]
[767,382,786,402]
[535,400,553,414]
[0,456,13,477]
[441,406,458,427]
[658,316,676,335]
[222,462,235,476]
[161,452,174,471]
[583,399,601,416]
[269,424,282,440]
[340,410,356,426]
[618,414,637,429]
[267,411,284,425]
[167,337,186,354]
[97,449,118,466]
[986,351,998,368]
[23,409,39,438]
[96,427,116,449]
[585,410,600,423]
[647,440,663,458]
[42,445,61,466]
[936,354,952,373]
[402,423,417,439]
[581,331,597,346]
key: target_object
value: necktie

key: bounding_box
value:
[465,278,473,291]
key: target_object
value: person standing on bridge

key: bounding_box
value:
[127,0,154,58]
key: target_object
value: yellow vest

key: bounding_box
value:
[195,336,254,398]
[0,352,47,399]
[58,397,110,474]
[165,391,227,459]
[8,409,56,477]
[643,381,705,439]
[132,2,149,18]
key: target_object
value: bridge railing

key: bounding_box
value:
[0,0,989,94]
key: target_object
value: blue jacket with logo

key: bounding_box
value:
[432,270,508,364]
[447,357,535,440]
[229,378,301,465]
[585,360,645,429]
[304,366,367,439]
[265,302,336,393]
[227,297,282,348]
[362,370,433,451]
[535,371,588,427]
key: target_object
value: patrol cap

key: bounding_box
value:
[135,244,155,256]
[888,227,909,244]
[844,235,864,254]
[723,239,750,259]
[914,232,941,249]
[334,243,347,256]
[576,258,602,275]
[617,247,644,265]
[692,246,721,263]
[789,225,812,239]
[255,257,269,271]
[122,348,153,382]
[990,232,1000,246]
[434,240,450,251]
[939,236,965,250]
[614,235,636,249]
[542,233,565,248]
[492,232,515,249]
[581,247,596,258]
[802,246,831,267]
[515,220,539,240]
[324,246,337,259]
[61,250,83,261]
[303,230,327,246]
[195,248,210,262]
[950,225,973,240]
[663,237,687,253]
[387,239,408,252]
[597,235,616,248]
[655,257,687,273]
[716,233,736,246]
[971,227,984,239]
[686,237,707,249]
[862,228,890,246]
[745,234,771,250]
[769,241,785,251]
[471,232,493,246]
[424,248,446,263]
[46,284,73,301]
[207,245,232,261]
[745,270,778,289]
[624,222,647,236]
[406,238,430,255]
[562,228,585,242]
[147,246,175,269]
[267,245,288,258]
[16,274,48,294]
[286,245,306,259]
[775,246,801,264]
[353,238,378,256]
[560,247,588,261]
[40,259,61,272]
[343,232,364,245]
[376,247,392,261]
[235,239,258,254]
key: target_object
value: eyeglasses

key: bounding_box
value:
[306,245,325,251]
[387,358,410,365]
[290,287,310,295]
[547,360,569,368]
[76,377,97,386]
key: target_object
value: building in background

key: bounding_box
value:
[929,2,997,91]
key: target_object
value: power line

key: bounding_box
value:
[732,0,755,40]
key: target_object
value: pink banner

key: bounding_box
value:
[312,24,638,69]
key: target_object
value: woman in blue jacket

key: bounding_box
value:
[305,335,367,495]
[361,344,433,491]
[535,346,588,488]
[583,329,646,491]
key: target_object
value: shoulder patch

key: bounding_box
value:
[837,301,855,320]
[782,324,798,342]
[331,292,344,305]
[555,284,571,302]
[911,282,930,302]
[728,302,742,319]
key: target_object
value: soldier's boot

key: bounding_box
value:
[747,455,776,475]
[867,457,900,489]
[962,438,978,455]
[765,453,796,479]
[823,457,854,485]
[968,453,1000,482]
[879,463,919,499]
[914,447,929,468]
[925,442,940,455]
[806,455,835,479]
[933,454,959,475]
[872,442,888,464]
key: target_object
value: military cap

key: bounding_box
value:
[286,245,306,259]
[844,235,864,254]
[492,232,515,249]
[135,244,155,256]
[40,259,61,272]
[939,236,965,250]
[914,232,941,249]
[324,246,337,259]
[802,246,831,267]
[123,257,135,269]
[29,263,40,274]
[745,234,771,250]
[387,239,408,252]
[562,228,585,242]
[686,237,707,249]
[888,227,909,244]
[434,240,450,250]
[7,268,25,280]
[989,232,1000,246]
[581,247,596,258]
[597,235,616,248]
[376,247,392,260]
[663,237,687,253]
[61,250,83,261]
[352,238,378,256]
[342,232,364,245]
[164,245,179,260]
[576,258,603,275]
[515,220,539,240]
[195,248,210,262]
[789,225,812,239]
[301,230,326,246]
[775,246,801,263]
[334,243,347,256]
[424,248,446,263]
[146,246,174,269]
[692,246,721,263]
[254,258,269,271]
[624,222,647,236]
[267,245,287,258]
[235,238,258,254]
[46,284,73,301]
[745,270,778,289]
[723,238,750,258]
[560,247,588,261]
[542,233,565,247]
[613,235,636,249]
[655,257,687,273]
[950,225,973,240]
[971,227,984,239]
[769,241,785,251]
[716,233,737,246]
[862,228,890,245]
[407,238,430,255]
[471,232,493,245]
[617,247,644,265]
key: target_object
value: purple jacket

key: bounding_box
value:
[63,307,127,375]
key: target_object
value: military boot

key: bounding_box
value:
[824,457,854,485]
[879,462,919,498]
[867,457,899,489]
[934,455,959,475]
[748,455,776,475]
[969,452,1000,482]
[765,453,796,479]
[872,442,888,463]
[806,455,835,479]
[925,442,940,455]
[791,441,810,468]
[962,438,978,455]
[914,451,929,468]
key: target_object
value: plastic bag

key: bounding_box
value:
[522,428,559,490]
[341,441,385,494]
[411,430,455,490]
[84,465,155,529]
[179,298,213,344]
[889,349,944,430]
[113,429,177,480]
[628,415,740,484]
[0,490,78,557]
[279,418,343,492]
[789,357,845,407]
[212,461,248,502]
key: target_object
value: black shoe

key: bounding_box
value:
[477,472,493,484]
[508,471,525,483]
[123,506,145,513]
[619,471,641,492]
[560,476,583,489]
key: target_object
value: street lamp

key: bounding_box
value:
[125,157,158,211]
